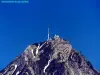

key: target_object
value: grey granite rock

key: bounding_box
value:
[0,36,99,75]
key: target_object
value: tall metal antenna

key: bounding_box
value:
[48,25,50,40]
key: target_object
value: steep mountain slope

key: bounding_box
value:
[0,36,99,75]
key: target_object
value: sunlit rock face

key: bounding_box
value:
[0,36,99,75]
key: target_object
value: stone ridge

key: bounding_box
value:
[0,37,99,75]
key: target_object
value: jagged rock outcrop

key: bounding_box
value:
[0,36,99,75]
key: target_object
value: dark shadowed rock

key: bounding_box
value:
[0,36,99,75]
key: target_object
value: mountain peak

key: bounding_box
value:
[0,37,99,75]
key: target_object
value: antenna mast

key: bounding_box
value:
[48,25,50,40]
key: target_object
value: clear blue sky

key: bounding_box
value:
[0,0,100,71]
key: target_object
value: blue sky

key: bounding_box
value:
[0,0,100,71]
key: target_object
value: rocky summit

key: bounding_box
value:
[0,36,99,75]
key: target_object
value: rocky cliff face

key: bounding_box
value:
[0,36,99,75]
